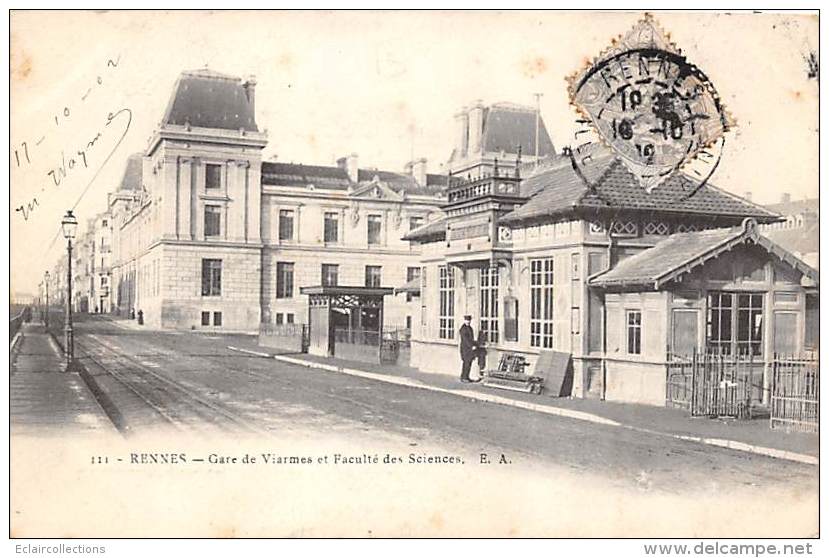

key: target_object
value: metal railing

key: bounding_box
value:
[259,323,307,338]
[9,307,31,341]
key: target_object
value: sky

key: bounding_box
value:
[8,10,819,296]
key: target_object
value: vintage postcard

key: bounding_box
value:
[8,9,819,539]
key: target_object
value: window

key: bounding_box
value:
[736,293,763,356]
[276,262,294,298]
[101,219,108,227]
[438,265,455,339]
[409,216,424,231]
[367,214,382,245]
[406,266,421,302]
[626,310,642,355]
[201,311,210,326]
[275,313,283,325]
[206,164,221,189]
[707,292,733,355]
[286,313,294,324]
[201,259,222,296]
[279,209,294,241]
[322,264,339,287]
[213,311,222,327]
[365,265,382,288]
[480,266,499,343]
[324,212,339,243]
[204,205,221,237]
[530,258,554,348]
[707,291,764,356]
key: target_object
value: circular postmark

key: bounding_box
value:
[566,16,734,199]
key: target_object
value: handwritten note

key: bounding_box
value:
[12,55,132,222]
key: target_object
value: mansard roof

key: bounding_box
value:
[357,169,447,196]
[589,219,819,289]
[500,157,781,226]
[261,161,447,196]
[163,68,258,132]
[118,153,144,191]
[261,162,352,189]
[482,103,556,157]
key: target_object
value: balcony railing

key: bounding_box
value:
[447,174,523,204]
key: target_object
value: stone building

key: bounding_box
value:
[106,68,444,331]
[405,134,819,405]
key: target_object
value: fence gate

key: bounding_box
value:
[666,355,693,409]
[690,353,754,419]
[770,356,819,432]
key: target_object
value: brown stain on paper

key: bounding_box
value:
[10,36,33,82]
[521,56,548,79]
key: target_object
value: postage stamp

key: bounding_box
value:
[567,14,735,193]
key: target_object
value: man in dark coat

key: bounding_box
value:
[458,315,476,383]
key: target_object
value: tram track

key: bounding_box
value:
[76,334,268,437]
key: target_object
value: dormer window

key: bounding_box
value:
[205,163,221,190]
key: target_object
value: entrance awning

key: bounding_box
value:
[300,286,394,297]
[394,277,420,296]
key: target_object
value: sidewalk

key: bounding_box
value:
[226,337,819,465]
[10,323,115,435]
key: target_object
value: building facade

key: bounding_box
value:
[72,212,113,314]
[105,68,444,331]
[406,139,819,405]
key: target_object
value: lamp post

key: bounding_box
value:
[61,210,78,368]
[44,271,50,329]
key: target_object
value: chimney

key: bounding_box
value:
[408,158,427,187]
[454,107,469,159]
[781,192,791,204]
[337,153,359,182]
[744,190,753,202]
[467,100,485,154]
[242,76,257,109]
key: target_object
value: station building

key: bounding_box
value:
[404,137,819,405]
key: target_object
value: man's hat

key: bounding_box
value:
[463,315,472,320]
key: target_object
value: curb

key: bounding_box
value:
[10,331,22,353]
[46,328,127,435]
[228,345,819,466]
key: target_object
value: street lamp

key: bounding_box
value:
[61,210,78,368]
[44,270,50,329]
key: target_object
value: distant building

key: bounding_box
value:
[70,212,113,314]
[760,193,819,269]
